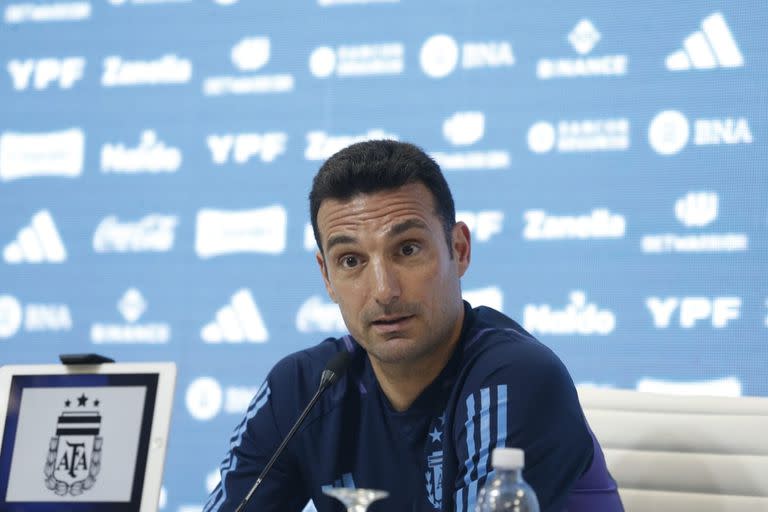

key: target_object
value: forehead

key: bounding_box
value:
[316,183,440,244]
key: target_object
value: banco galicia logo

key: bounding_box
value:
[309,42,404,78]
[527,118,629,154]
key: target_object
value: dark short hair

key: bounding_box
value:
[309,140,456,254]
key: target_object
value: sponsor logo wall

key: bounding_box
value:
[1,2,766,510]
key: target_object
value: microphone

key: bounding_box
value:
[234,351,352,512]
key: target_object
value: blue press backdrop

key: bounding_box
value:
[1,0,767,509]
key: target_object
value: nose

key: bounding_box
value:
[370,257,401,306]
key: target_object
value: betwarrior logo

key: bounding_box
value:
[45,393,103,496]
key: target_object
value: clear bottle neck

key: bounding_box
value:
[495,467,524,483]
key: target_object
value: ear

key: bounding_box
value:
[316,251,338,303]
[451,222,471,278]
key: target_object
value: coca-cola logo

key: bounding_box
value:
[93,215,178,253]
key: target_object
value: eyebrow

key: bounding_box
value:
[325,234,357,253]
[388,218,429,237]
[324,219,429,253]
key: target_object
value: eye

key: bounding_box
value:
[340,255,359,268]
[400,243,420,256]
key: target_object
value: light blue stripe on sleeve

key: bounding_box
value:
[462,393,477,489]
[206,385,271,512]
[467,388,491,512]
[496,385,508,450]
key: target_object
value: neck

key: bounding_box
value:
[370,308,465,412]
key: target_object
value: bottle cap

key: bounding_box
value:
[492,447,524,469]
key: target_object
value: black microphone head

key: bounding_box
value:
[320,351,352,387]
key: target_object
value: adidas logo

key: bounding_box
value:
[666,12,743,71]
[201,289,268,343]
[3,210,67,264]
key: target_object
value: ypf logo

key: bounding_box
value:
[419,34,459,78]
[185,377,223,421]
[648,110,690,155]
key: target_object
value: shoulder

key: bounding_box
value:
[460,305,570,386]
[268,336,359,390]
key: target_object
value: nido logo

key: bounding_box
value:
[431,112,510,171]
[90,288,170,344]
[419,34,514,79]
[462,286,503,312]
[666,12,743,71]
[203,36,294,96]
[537,19,627,79]
[100,130,181,173]
[3,210,67,264]
[4,2,91,24]
[527,118,629,153]
[523,208,626,240]
[92,214,178,253]
[185,377,262,421]
[646,296,740,328]
[101,54,192,87]
[523,291,615,335]
[305,129,398,161]
[0,128,84,182]
[296,296,345,334]
[641,192,747,253]
[201,289,268,343]
[195,206,287,258]
[309,42,404,78]
[0,295,72,338]
[648,110,752,155]
[8,57,85,90]
[207,132,287,164]
[456,210,503,242]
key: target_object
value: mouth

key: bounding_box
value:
[370,314,415,333]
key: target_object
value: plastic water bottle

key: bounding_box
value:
[475,448,540,512]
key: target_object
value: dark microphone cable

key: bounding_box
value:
[233,351,352,512]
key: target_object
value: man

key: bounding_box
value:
[203,140,623,511]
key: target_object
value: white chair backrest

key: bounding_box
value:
[577,387,768,512]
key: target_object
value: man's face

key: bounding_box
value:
[316,182,471,366]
